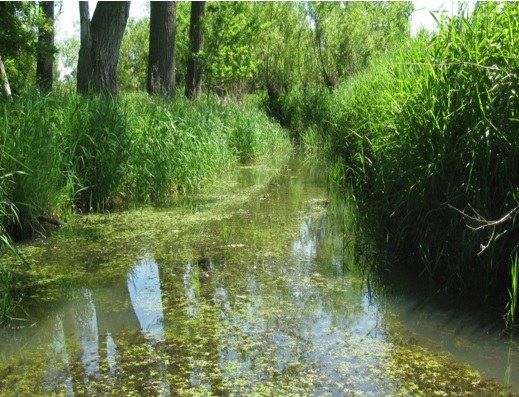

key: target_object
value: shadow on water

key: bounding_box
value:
[0,156,517,395]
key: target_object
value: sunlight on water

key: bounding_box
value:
[127,259,166,342]
[0,158,516,396]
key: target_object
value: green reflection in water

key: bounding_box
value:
[0,156,514,396]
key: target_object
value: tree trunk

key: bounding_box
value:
[0,56,12,98]
[36,1,54,92]
[77,1,92,94]
[148,1,177,97]
[90,1,130,96]
[185,1,205,100]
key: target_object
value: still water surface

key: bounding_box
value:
[0,158,517,396]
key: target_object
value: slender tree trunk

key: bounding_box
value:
[185,1,205,100]
[36,1,54,92]
[77,1,92,94]
[89,2,130,96]
[0,56,12,98]
[148,2,177,97]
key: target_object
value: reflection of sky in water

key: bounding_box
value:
[78,288,99,375]
[292,219,317,261]
[2,161,519,395]
[106,332,117,376]
[127,259,166,342]
[282,211,388,392]
[127,259,171,395]
[50,315,74,396]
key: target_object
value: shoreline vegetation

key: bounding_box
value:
[1,93,290,234]
[0,93,291,320]
[0,2,517,332]
[272,3,518,327]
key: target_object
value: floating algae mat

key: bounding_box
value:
[0,157,517,396]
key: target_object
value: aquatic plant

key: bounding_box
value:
[278,3,519,323]
[0,91,289,321]
[0,92,290,229]
[0,266,19,323]
[0,161,509,394]
[507,254,519,328]
[1,94,74,236]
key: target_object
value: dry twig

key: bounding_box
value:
[448,204,519,255]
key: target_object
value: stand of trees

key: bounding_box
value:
[0,2,56,95]
[1,1,413,100]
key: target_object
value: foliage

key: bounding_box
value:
[118,17,149,92]
[203,2,260,100]
[285,3,519,321]
[260,2,413,121]
[306,2,413,87]
[56,34,80,87]
[254,2,314,119]
[0,91,290,230]
[275,85,332,142]
[0,2,55,93]
[172,2,192,91]
[0,1,412,100]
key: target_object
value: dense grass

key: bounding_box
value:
[0,92,290,238]
[0,91,290,320]
[277,3,519,324]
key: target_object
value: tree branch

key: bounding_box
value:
[448,204,518,255]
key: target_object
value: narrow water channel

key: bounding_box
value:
[0,157,517,396]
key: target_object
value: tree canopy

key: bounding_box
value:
[2,1,414,97]
[0,2,56,93]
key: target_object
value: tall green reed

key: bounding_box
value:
[0,91,290,322]
[121,94,289,203]
[66,96,132,211]
[507,254,519,328]
[279,2,519,322]
[1,92,290,226]
[1,94,74,236]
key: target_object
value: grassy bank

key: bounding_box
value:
[0,92,290,320]
[0,92,290,246]
[276,3,519,325]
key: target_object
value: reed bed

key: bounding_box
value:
[0,92,289,239]
[281,3,519,324]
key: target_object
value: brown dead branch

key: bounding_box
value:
[448,204,519,255]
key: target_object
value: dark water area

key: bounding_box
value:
[0,157,517,396]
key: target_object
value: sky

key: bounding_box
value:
[412,0,459,32]
[55,1,149,41]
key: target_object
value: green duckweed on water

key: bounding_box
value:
[0,157,516,396]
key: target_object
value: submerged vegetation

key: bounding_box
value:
[0,159,509,396]
[1,1,518,393]
[278,3,519,324]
